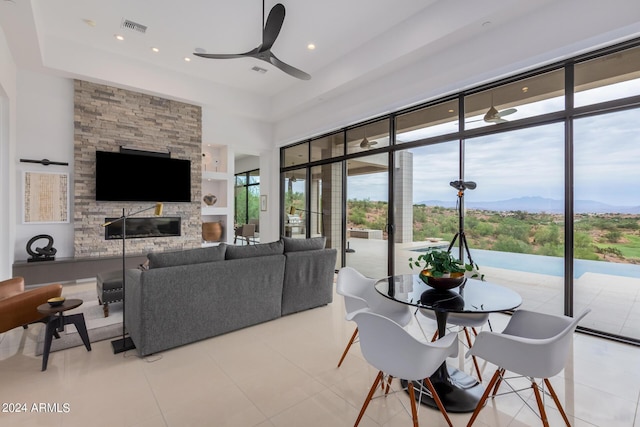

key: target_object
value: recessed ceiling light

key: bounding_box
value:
[83,19,96,27]
[114,34,124,41]
[448,109,455,113]
[151,47,159,53]
[522,86,529,93]
[307,43,316,50]
[184,57,191,62]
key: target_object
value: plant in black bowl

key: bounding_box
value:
[408,249,482,290]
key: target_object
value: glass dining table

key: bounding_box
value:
[374,274,522,413]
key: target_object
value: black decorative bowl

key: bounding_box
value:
[419,272,465,290]
[47,297,65,307]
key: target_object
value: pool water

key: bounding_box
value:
[412,247,640,279]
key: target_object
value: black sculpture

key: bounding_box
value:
[26,234,57,262]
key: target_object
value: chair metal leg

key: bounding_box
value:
[337,327,358,367]
[354,371,383,427]
[407,381,419,427]
[467,368,501,427]
[531,380,550,427]
[430,330,439,342]
[463,327,482,382]
[424,378,453,427]
[544,378,572,427]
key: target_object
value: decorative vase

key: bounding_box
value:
[202,222,223,242]
[203,194,217,206]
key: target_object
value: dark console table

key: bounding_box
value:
[13,254,148,286]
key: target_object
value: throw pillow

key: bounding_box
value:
[225,240,284,260]
[282,236,326,252]
[148,244,227,269]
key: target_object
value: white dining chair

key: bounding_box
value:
[349,309,458,427]
[417,309,489,381]
[335,267,411,367]
[466,309,591,427]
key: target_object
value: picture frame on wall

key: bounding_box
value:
[260,195,267,211]
[23,171,69,223]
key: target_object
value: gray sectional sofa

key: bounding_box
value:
[125,237,337,356]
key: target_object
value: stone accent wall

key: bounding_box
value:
[73,80,202,257]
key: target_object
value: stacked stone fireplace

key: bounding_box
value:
[73,80,202,257]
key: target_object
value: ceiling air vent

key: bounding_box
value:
[121,19,147,34]
[251,66,267,74]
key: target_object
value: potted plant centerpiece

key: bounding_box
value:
[408,249,482,290]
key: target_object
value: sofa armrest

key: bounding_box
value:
[282,248,337,315]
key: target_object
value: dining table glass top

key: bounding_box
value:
[374,274,522,313]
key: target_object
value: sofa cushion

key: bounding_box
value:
[148,244,227,269]
[226,240,284,260]
[282,236,326,252]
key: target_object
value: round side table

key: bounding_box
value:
[37,298,92,371]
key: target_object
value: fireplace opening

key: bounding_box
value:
[104,217,181,240]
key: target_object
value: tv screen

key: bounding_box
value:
[96,151,191,202]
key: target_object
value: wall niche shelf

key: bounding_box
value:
[201,144,233,246]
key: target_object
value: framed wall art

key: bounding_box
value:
[23,171,69,223]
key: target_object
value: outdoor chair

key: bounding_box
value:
[233,223,256,245]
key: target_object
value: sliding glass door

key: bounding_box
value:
[465,124,565,315]
[279,39,640,345]
[345,154,389,279]
[574,110,640,338]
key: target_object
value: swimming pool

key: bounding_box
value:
[411,247,640,279]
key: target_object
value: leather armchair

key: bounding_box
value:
[0,277,63,334]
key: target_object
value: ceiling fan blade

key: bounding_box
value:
[486,117,508,124]
[194,53,248,59]
[261,3,285,52]
[268,53,311,80]
[194,47,260,59]
[496,108,517,118]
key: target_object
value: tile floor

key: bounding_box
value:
[0,280,639,427]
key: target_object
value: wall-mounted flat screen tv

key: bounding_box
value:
[96,151,191,202]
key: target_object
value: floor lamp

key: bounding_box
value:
[102,202,163,354]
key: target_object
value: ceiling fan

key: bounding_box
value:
[482,105,517,123]
[360,136,378,149]
[193,2,311,80]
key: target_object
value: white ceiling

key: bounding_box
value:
[2,0,640,125]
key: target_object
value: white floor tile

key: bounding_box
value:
[0,285,638,426]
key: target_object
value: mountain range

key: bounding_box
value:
[417,196,640,214]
